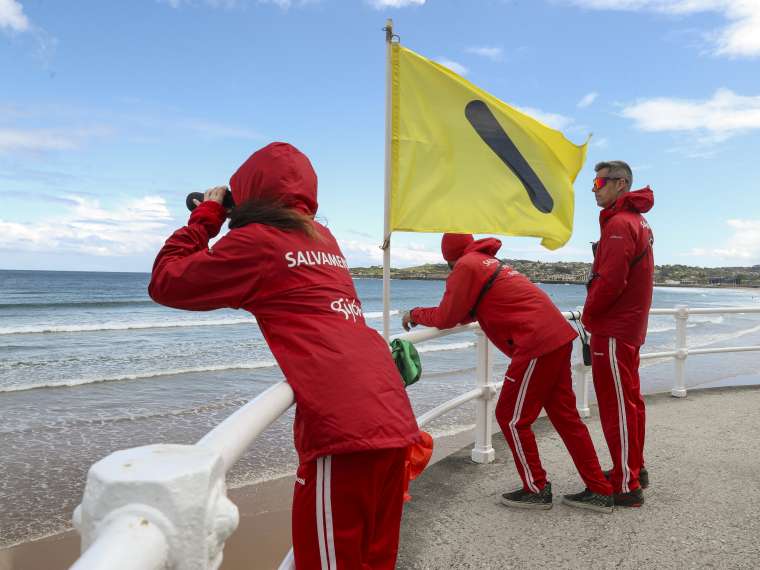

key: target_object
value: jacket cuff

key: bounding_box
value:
[189,201,226,239]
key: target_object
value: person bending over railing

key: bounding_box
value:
[149,142,422,569]
[402,233,614,513]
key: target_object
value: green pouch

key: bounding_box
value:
[390,338,422,388]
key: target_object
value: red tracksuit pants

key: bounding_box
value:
[591,334,646,494]
[495,342,612,496]
[292,447,407,570]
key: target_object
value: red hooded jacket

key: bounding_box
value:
[410,238,577,362]
[582,188,655,347]
[149,143,420,463]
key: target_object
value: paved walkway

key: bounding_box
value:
[398,386,760,569]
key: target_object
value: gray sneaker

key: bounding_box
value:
[561,488,613,514]
[501,482,552,510]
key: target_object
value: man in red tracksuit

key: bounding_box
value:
[149,143,421,569]
[403,234,614,513]
[583,160,654,508]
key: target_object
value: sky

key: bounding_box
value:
[1,0,760,272]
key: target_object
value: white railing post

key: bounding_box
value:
[471,330,496,463]
[572,307,591,418]
[573,346,591,418]
[672,304,689,398]
[72,444,239,570]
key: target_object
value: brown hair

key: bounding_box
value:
[229,197,319,239]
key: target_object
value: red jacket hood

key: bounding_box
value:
[229,142,318,216]
[601,187,653,224]
[462,237,502,258]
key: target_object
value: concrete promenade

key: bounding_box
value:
[398,386,760,569]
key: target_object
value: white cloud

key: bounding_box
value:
[577,92,599,108]
[435,58,468,76]
[369,0,425,8]
[621,88,760,140]
[0,127,111,153]
[515,106,574,131]
[340,239,442,268]
[0,129,77,152]
[465,46,504,61]
[689,219,760,261]
[0,103,259,154]
[565,0,760,57]
[503,243,590,261]
[180,119,263,140]
[0,1,57,64]
[0,0,29,32]
[162,0,241,7]
[257,0,293,8]
[0,195,175,256]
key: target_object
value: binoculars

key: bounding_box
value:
[185,189,235,212]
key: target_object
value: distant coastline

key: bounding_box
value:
[350,259,760,289]
[2,265,760,289]
[351,274,760,289]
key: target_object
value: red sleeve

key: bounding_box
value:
[583,217,636,320]
[410,262,481,329]
[148,201,259,311]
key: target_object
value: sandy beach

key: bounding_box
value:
[0,476,295,570]
[0,428,476,570]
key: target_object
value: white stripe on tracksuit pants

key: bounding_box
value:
[508,358,539,493]
[316,456,337,570]
[609,338,632,494]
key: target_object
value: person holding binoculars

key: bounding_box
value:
[150,142,421,570]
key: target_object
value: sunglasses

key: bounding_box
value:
[592,176,624,190]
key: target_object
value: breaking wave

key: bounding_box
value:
[1,310,400,335]
[0,316,257,335]
[0,361,278,393]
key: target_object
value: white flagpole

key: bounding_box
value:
[382,19,394,341]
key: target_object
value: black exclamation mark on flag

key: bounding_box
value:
[465,100,554,214]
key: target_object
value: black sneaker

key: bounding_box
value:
[500,482,552,510]
[603,467,649,489]
[613,487,644,508]
[561,488,613,514]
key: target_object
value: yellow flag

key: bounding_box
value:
[390,44,588,250]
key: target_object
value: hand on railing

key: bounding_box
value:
[402,310,418,332]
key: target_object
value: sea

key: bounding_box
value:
[2,269,760,548]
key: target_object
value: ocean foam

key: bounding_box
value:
[363,309,400,319]
[0,299,154,310]
[417,342,475,353]
[0,310,401,334]
[690,322,760,349]
[0,316,258,335]
[0,361,278,393]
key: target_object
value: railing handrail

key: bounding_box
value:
[649,306,760,315]
[70,303,760,570]
[197,381,295,473]
[193,305,760,462]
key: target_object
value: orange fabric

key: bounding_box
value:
[403,431,434,502]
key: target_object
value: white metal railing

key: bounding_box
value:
[69,304,760,570]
